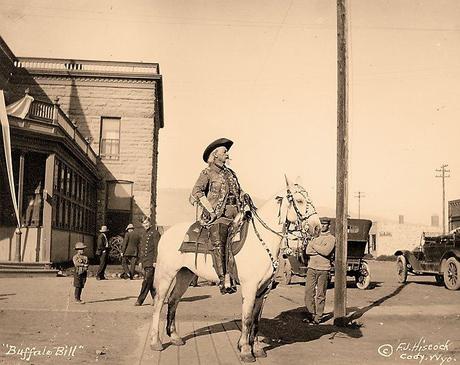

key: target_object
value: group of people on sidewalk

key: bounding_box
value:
[71,216,160,305]
[72,136,336,325]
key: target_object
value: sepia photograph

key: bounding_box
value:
[0,1,459,364]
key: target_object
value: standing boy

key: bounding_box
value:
[73,242,89,304]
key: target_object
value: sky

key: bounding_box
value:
[1,0,459,225]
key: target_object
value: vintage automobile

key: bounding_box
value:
[394,230,460,290]
[276,218,373,289]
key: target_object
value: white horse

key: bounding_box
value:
[149,178,321,362]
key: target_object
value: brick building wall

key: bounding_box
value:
[10,67,162,232]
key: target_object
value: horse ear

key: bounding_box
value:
[294,175,303,187]
[284,174,292,190]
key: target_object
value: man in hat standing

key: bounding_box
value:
[73,242,89,303]
[134,217,160,306]
[96,225,110,280]
[190,137,244,294]
[121,223,139,279]
[304,218,336,324]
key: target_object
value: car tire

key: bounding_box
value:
[355,261,371,290]
[443,257,460,290]
[435,274,444,286]
[396,256,408,284]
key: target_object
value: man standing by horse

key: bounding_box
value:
[190,137,243,294]
[304,217,336,324]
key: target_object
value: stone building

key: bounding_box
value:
[0,37,163,264]
[369,220,441,257]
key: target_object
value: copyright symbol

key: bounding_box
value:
[377,344,393,357]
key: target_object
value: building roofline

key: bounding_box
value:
[0,37,17,65]
[14,57,161,80]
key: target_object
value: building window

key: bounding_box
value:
[52,158,96,234]
[100,117,121,160]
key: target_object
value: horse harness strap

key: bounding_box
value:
[250,217,280,300]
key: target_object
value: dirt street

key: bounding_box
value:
[0,261,459,365]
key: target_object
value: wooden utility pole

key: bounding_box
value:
[435,164,450,234]
[334,0,349,326]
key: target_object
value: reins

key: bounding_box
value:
[245,191,314,281]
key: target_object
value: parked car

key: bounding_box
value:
[394,230,460,290]
[276,218,373,289]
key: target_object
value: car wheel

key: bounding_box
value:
[396,256,408,284]
[435,274,444,286]
[355,262,371,290]
[443,257,460,290]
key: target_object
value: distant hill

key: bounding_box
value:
[156,188,336,227]
[156,188,196,226]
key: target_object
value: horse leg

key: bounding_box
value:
[167,268,197,346]
[150,268,176,351]
[238,285,257,363]
[250,295,268,358]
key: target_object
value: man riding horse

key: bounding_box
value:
[190,137,243,294]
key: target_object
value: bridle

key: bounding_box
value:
[245,186,317,270]
[285,184,318,228]
[280,185,317,255]
[243,187,317,298]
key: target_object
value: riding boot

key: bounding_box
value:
[213,243,227,294]
[211,223,231,294]
[224,240,236,294]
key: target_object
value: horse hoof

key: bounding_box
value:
[253,348,267,358]
[150,342,164,351]
[239,353,256,363]
[171,338,185,346]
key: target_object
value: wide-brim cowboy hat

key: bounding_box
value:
[99,225,109,232]
[126,223,134,230]
[74,242,87,250]
[202,138,234,162]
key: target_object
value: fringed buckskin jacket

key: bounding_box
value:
[190,163,242,220]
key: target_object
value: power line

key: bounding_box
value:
[435,164,450,234]
[354,191,365,219]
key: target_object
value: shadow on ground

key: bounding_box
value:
[258,307,363,352]
[180,295,211,302]
[347,283,407,321]
[86,296,137,304]
[0,293,16,301]
[285,280,383,290]
[164,283,407,352]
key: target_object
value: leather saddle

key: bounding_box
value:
[179,215,250,284]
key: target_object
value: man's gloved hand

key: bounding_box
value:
[208,212,217,223]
